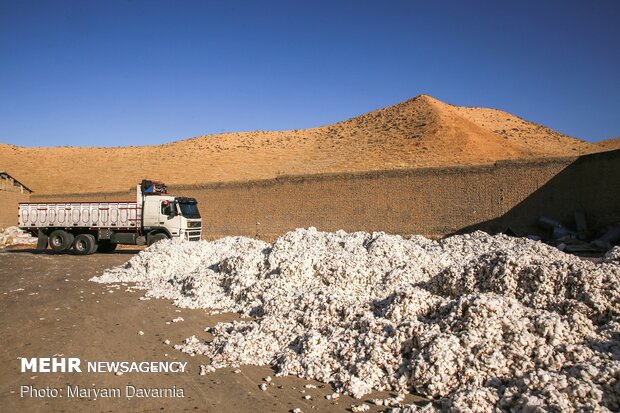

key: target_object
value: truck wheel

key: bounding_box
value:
[97,241,117,253]
[148,233,168,246]
[49,230,74,252]
[72,234,98,255]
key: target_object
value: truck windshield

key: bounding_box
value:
[177,201,200,218]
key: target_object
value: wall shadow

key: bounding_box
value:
[452,149,620,238]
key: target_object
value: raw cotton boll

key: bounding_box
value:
[443,387,500,413]
[345,376,374,400]
[376,286,447,324]
[604,247,620,263]
[408,293,597,398]
[498,367,615,412]
[425,248,618,319]
[219,252,268,296]
[390,403,435,413]
[202,319,286,368]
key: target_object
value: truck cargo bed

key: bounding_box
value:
[19,202,142,230]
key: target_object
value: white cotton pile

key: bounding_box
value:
[0,226,37,247]
[91,228,620,412]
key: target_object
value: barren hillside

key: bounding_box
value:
[596,137,620,151]
[0,95,600,195]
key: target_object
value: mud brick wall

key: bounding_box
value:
[31,150,620,241]
[0,190,31,228]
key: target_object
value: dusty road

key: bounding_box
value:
[0,249,417,412]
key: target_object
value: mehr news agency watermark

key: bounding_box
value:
[18,357,187,399]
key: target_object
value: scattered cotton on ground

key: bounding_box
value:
[92,228,620,412]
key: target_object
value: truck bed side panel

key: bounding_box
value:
[18,202,142,230]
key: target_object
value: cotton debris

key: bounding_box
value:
[0,226,37,248]
[92,228,620,412]
[605,246,620,263]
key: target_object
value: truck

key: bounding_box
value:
[18,180,202,255]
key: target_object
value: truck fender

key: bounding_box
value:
[146,228,172,243]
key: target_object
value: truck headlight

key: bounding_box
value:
[187,221,201,228]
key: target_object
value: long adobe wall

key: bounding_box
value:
[31,150,620,241]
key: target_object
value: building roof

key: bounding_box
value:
[0,171,33,193]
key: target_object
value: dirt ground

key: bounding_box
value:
[0,248,424,412]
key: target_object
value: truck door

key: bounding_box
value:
[160,200,182,237]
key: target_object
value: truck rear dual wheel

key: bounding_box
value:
[72,234,98,255]
[49,230,74,252]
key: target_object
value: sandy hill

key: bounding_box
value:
[596,137,620,151]
[0,94,600,195]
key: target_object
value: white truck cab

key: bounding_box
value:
[133,180,203,244]
[142,194,202,242]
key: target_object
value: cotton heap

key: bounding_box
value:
[92,228,620,412]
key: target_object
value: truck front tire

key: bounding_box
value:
[49,230,74,252]
[148,233,168,246]
[73,234,98,255]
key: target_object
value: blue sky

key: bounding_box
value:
[1,0,619,147]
